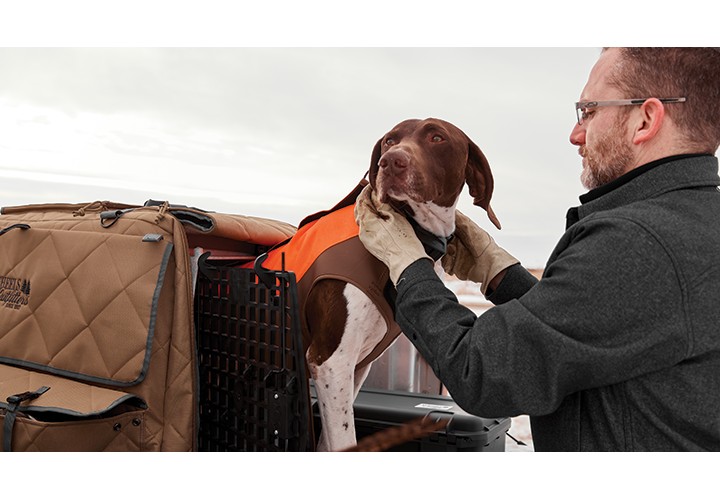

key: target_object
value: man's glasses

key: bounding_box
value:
[575,97,686,125]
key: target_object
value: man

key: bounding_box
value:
[355,47,720,451]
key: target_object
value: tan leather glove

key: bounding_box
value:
[354,184,432,285]
[442,210,519,295]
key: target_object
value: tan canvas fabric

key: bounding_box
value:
[0,364,144,415]
[5,408,147,452]
[0,200,295,451]
[0,224,171,384]
[0,364,147,451]
[183,210,296,246]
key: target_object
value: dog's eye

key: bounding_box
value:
[384,138,395,146]
[431,134,444,143]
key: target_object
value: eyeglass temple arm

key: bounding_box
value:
[576,97,687,110]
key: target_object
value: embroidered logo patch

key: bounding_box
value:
[0,276,31,310]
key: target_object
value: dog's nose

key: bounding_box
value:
[379,150,409,173]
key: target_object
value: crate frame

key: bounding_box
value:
[194,253,313,451]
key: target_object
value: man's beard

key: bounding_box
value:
[580,117,635,191]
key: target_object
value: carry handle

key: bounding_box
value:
[100,209,134,228]
[0,224,30,237]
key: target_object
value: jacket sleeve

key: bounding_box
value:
[394,215,689,417]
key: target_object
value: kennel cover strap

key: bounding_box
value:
[3,386,50,452]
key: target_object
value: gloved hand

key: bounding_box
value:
[354,184,432,284]
[442,210,519,295]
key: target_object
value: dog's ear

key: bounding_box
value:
[465,139,502,230]
[368,138,383,189]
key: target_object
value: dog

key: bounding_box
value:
[257,118,500,451]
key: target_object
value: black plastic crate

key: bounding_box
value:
[194,254,313,451]
[314,387,510,451]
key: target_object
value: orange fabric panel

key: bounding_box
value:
[256,205,359,282]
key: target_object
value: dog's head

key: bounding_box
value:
[368,118,501,230]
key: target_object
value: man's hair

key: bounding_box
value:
[605,48,720,153]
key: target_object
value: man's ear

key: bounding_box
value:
[633,98,666,145]
[465,139,501,230]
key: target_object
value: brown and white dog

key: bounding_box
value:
[269,118,500,451]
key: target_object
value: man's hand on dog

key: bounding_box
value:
[442,210,519,295]
[355,184,519,295]
[354,184,432,284]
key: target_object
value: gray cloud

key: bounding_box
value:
[0,47,602,266]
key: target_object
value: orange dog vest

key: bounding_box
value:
[249,181,401,370]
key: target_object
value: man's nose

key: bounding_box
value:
[569,122,586,146]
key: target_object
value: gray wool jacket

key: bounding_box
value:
[395,154,720,451]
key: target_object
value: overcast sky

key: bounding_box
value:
[2,0,714,271]
[0,47,605,267]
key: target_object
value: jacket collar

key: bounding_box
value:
[566,154,719,229]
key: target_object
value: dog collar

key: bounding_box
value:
[405,215,454,261]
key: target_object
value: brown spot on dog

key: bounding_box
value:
[306,279,348,366]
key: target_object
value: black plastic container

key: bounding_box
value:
[314,387,510,452]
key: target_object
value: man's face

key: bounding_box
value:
[580,113,634,190]
[571,49,637,191]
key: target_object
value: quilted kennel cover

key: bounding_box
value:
[0,201,295,451]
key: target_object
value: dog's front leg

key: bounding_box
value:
[306,280,361,451]
[310,356,359,452]
[306,282,387,451]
